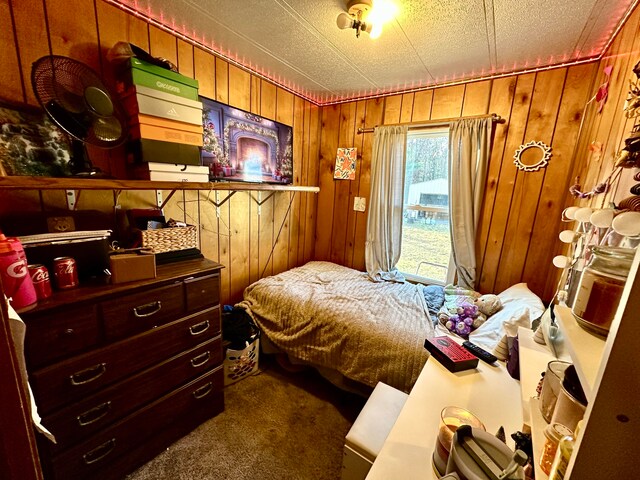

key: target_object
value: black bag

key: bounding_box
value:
[222,306,260,350]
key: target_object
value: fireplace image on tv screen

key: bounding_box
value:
[201,97,293,184]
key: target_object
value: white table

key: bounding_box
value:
[366,351,524,479]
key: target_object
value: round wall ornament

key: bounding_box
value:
[513,141,552,172]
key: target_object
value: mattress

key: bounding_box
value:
[237,261,435,393]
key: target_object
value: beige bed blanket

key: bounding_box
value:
[237,261,434,393]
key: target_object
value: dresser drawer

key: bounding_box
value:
[101,282,185,341]
[43,336,223,451]
[49,366,224,480]
[32,306,220,414]
[25,305,99,368]
[185,273,220,312]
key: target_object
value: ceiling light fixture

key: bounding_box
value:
[336,0,397,39]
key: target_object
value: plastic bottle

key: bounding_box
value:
[0,234,37,311]
[548,420,584,480]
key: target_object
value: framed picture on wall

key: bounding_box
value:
[200,97,293,184]
[0,99,72,177]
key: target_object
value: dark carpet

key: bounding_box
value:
[126,357,367,480]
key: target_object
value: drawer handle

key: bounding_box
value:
[83,438,116,465]
[70,363,107,386]
[189,319,210,336]
[190,351,211,368]
[193,382,213,399]
[77,401,112,427]
[133,300,162,318]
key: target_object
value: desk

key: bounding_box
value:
[366,351,523,479]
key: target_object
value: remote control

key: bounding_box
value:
[462,341,498,364]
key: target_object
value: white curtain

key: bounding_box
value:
[447,117,493,289]
[365,125,408,282]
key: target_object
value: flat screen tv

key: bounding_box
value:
[200,97,293,184]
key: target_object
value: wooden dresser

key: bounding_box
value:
[20,258,225,480]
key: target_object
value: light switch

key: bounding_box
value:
[354,197,366,212]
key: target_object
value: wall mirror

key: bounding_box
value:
[513,141,552,172]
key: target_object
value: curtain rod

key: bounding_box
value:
[356,113,505,134]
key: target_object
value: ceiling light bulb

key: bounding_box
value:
[336,12,354,29]
[369,23,382,39]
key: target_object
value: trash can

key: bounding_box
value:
[222,306,260,386]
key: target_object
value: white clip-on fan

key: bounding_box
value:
[31,55,127,176]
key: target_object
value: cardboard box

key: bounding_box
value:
[119,58,199,101]
[122,88,203,125]
[110,253,156,284]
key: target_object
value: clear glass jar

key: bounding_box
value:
[540,423,573,475]
[571,247,634,336]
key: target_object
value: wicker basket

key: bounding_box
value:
[140,225,198,254]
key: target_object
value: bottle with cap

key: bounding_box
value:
[0,232,37,311]
[548,420,584,480]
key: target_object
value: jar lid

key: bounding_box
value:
[544,423,573,443]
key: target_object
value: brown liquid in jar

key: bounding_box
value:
[582,276,625,329]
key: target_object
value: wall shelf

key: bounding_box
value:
[0,176,320,192]
[554,306,605,400]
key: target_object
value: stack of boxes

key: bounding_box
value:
[119,57,209,182]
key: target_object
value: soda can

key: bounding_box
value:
[53,257,78,289]
[28,264,53,300]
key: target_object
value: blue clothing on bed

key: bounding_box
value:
[423,285,445,320]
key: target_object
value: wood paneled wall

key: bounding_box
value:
[0,0,320,306]
[316,67,600,302]
[572,6,640,208]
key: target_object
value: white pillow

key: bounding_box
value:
[468,283,545,352]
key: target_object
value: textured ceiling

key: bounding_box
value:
[109,0,638,104]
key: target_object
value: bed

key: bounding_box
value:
[237,261,435,394]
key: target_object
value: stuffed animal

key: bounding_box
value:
[475,294,502,317]
[443,301,480,337]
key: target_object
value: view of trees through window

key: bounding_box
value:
[397,129,451,283]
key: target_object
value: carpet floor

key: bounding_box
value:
[126,357,367,480]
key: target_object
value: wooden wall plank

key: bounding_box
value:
[193,47,215,99]
[215,57,228,104]
[493,68,567,293]
[330,101,357,264]
[10,0,49,105]
[476,77,518,280]
[228,65,251,110]
[383,94,402,124]
[289,96,305,269]
[400,93,414,123]
[411,90,433,122]
[476,73,536,293]
[258,191,275,278]
[298,101,312,264]
[148,25,177,65]
[315,105,341,260]
[304,104,321,263]
[345,100,367,268]
[218,189,231,303]
[45,0,100,72]
[177,39,194,78]
[229,192,250,303]
[276,88,294,126]
[273,191,291,275]
[0,0,24,103]
[260,80,276,120]
[250,75,261,114]
[352,98,385,271]
[430,84,465,119]
[461,80,492,116]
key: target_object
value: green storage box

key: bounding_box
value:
[121,58,199,101]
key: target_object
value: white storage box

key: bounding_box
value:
[223,337,260,386]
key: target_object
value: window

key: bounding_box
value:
[398,128,451,284]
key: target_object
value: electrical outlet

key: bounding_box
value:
[354,197,366,212]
